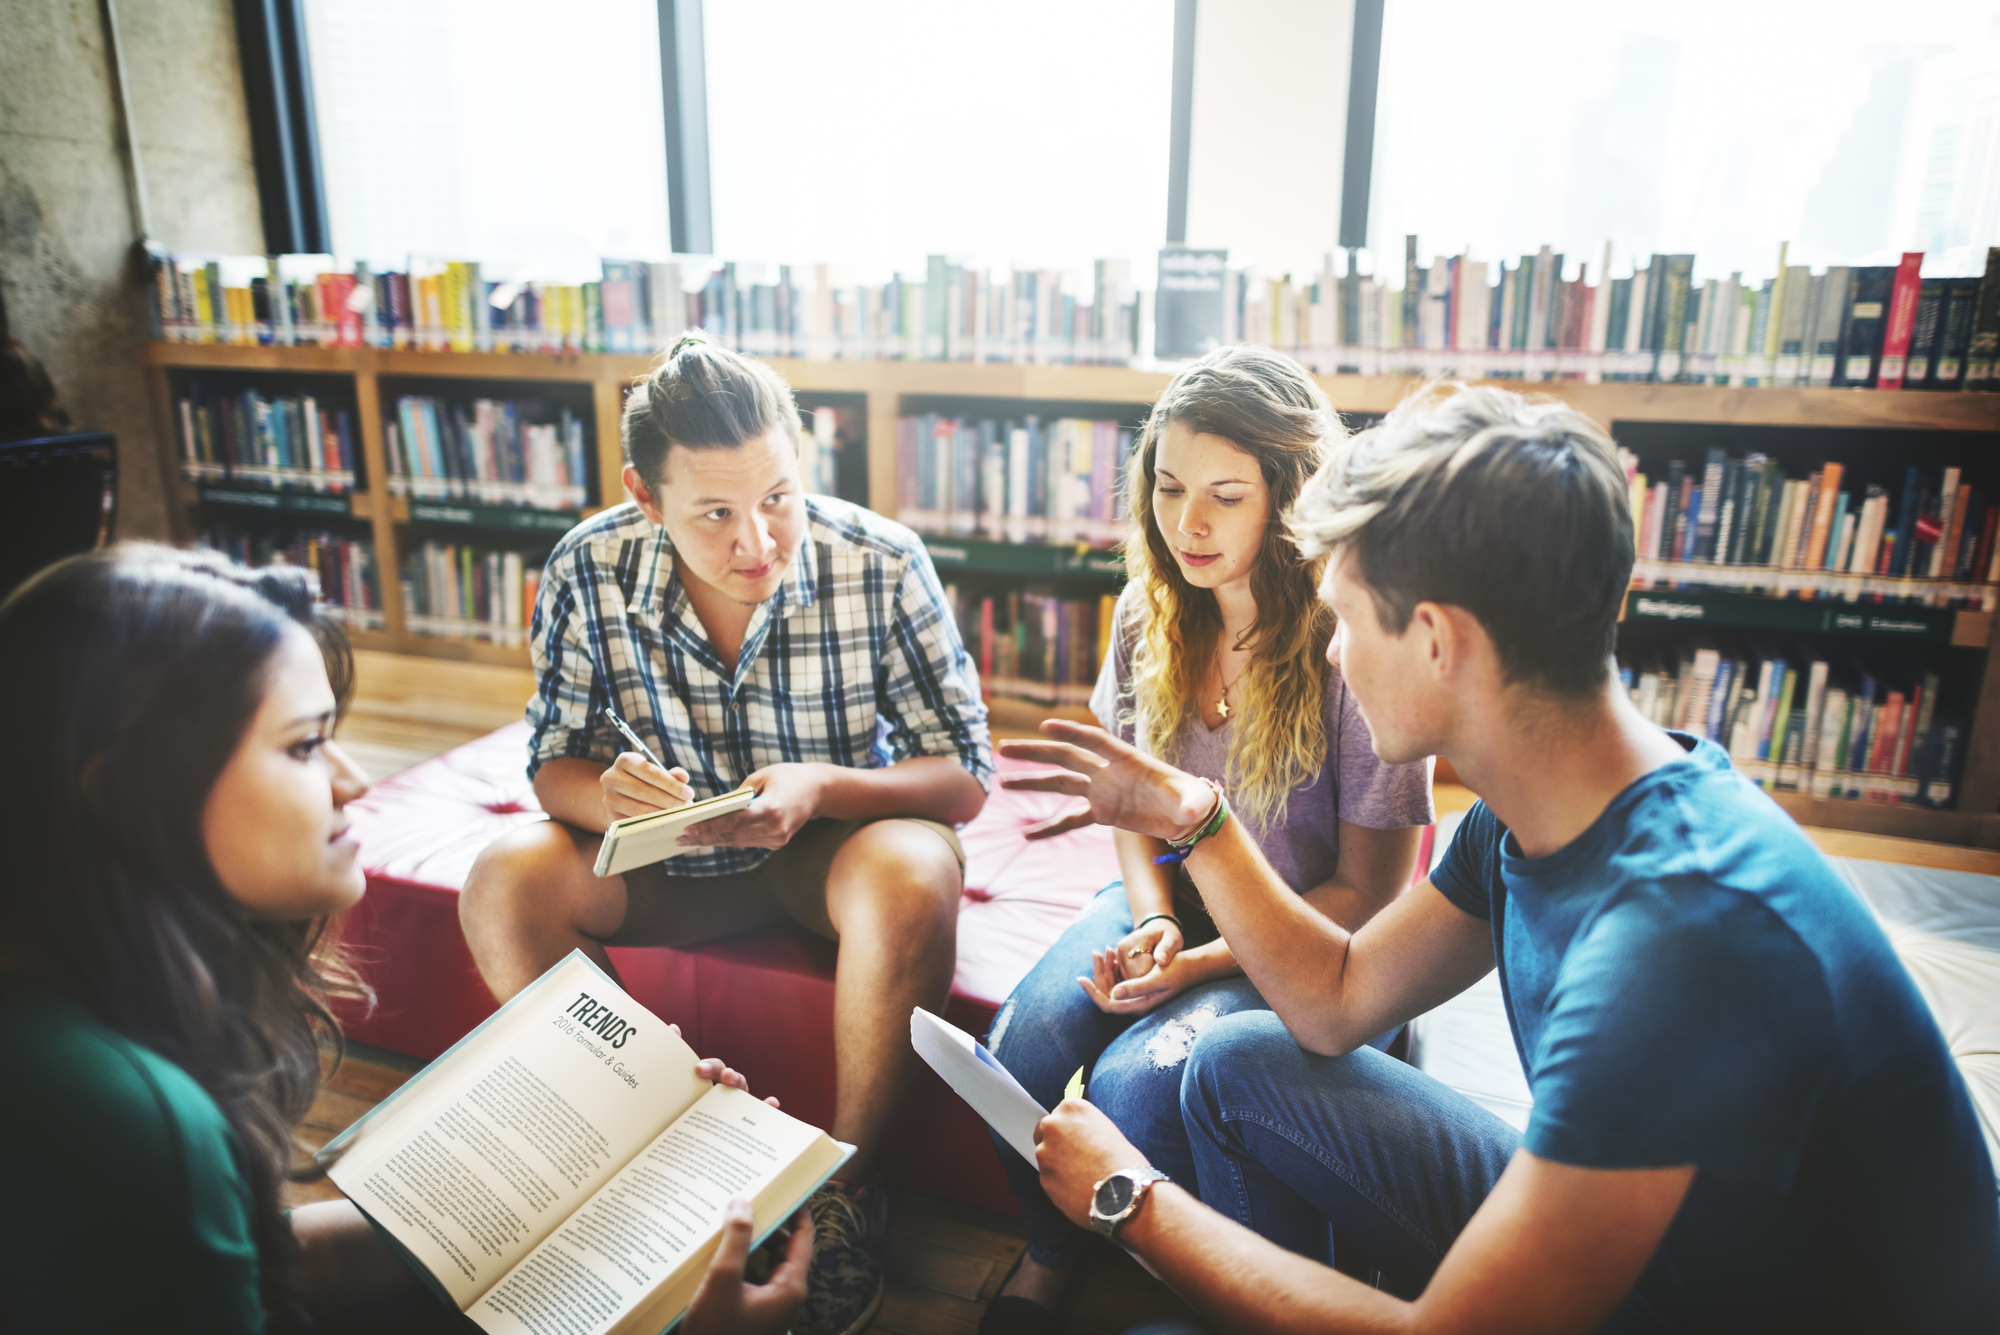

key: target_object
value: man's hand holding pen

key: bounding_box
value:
[600,751,694,821]
[600,707,694,821]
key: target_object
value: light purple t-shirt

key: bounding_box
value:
[1090,585,1435,893]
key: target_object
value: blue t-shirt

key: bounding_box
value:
[1431,734,1999,1332]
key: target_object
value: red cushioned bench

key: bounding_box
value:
[333,721,1125,1214]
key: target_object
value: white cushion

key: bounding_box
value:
[1834,858,2000,1191]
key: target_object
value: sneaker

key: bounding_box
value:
[792,1180,888,1335]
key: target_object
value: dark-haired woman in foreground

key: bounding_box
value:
[0,545,807,1334]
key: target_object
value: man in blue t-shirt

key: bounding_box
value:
[995,385,1999,1332]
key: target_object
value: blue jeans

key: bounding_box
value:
[987,884,1270,1269]
[1183,1011,1681,1329]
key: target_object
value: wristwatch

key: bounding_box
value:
[1089,1166,1171,1238]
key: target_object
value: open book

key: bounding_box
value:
[593,788,758,878]
[320,952,850,1334]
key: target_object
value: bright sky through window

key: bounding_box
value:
[1366,0,2000,284]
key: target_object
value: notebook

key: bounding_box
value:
[592,787,758,877]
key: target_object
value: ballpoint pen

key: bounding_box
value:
[602,706,667,770]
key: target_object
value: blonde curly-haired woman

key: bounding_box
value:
[978,346,1434,1335]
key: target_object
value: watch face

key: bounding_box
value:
[1094,1173,1136,1217]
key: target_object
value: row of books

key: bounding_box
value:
[1181,243,2000,386]
[176,386,360,493]
[1623,646,1963,807]
[196,526,383,629]
[1624,450,1999,608]
[383,396,590,509]
[400,541,546,646]
[947,584,1117,708]
[156,243,2000,387]
[899,415,1136,545]
[152,254,1146,367]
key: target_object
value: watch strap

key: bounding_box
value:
[1091,1166,1171,1238]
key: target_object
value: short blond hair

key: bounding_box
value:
[1291,383,1632,697]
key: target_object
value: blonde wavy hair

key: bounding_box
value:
[1122,346,1341,827]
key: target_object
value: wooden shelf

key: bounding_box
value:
[143,344,2000,841]
[1765,792,2000,848]
[143,344,2000,431]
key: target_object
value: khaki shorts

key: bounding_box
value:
[601,817,965,948]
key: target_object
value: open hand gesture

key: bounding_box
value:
[998,721,1214,843]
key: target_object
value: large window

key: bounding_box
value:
[305,0,670,271]
[1365,0,2000,282]
[306,0,1173,281]
[694,0,1174,277]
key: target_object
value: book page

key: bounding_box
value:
[470,1084,843,1335]
[325,953,711,1308]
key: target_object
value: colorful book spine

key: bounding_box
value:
[196,526,383,629]
[383,396,589,509]
[151,245,2000,387]
[176,385,358,493]
[400,542,546,646]
[897,413,1133,546]
[946,584,1117,708]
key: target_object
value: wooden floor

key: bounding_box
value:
[289,1047,1195,1335]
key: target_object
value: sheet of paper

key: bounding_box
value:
[910,1007,1047,1164]
[327,953,710,1308]
[469,1084,825,1335]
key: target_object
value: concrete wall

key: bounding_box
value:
[1,0,263,540]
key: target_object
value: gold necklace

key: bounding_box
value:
[1215,659,1250,720]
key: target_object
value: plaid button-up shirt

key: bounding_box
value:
[526,496,992,876]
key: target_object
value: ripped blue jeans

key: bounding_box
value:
[986,883,1272,1269]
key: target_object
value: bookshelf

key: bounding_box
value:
[142,342,2000,843]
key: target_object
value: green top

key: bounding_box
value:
[0,973,263,1332]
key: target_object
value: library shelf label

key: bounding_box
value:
[922,537,1124,579]
[197,486,354,517]
[1624,590,1963,641]
[407,502,582,533]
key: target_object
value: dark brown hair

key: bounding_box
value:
[0,283,73,443]
[622,331,802,485]
[0,544,362,1331]
[1291,382,1632,698]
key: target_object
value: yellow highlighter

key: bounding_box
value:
[1064,1066,1086,1102]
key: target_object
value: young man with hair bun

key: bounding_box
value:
[462,334,992,1335]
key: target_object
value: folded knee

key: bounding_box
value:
[832,821,962,921]
[461,821,578,922]
[1182,1010,1296,1105]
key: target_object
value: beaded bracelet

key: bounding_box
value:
[1153,780,1229,865]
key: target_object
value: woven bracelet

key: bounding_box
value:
[1153,782,1229,865]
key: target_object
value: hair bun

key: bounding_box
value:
[668,330,711,358]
